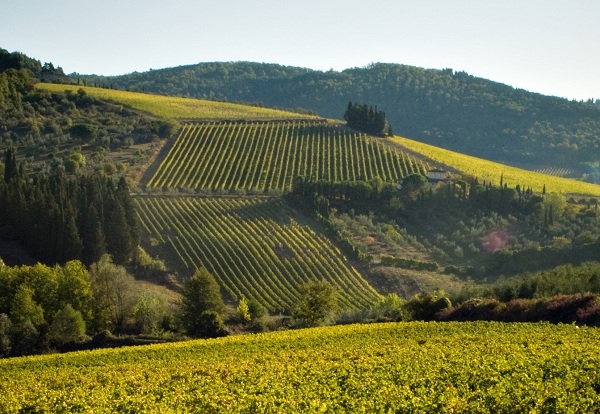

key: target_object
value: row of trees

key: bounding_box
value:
[291,175,396,202]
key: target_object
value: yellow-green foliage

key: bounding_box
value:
[391,135,600,196]
[1,322,599,412]
[37,84,311,121]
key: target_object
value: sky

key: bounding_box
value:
[1,0,599,101]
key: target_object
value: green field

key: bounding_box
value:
[135,196,380,310]
[148,121,428,191]
[391,135,600,196]
[1,321,598,413]
[37,84,311,121]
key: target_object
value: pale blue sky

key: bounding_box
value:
[1,0,599,100]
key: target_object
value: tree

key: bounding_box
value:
[247,297,268,332]
[404,291,452,321]
[370,293,408,321]
[236,296,251,323]
[0,313,11,356]
[48,304,86,346]
[56,260,93,324]
[89,254,136,332]
[9,284,45,356]
[179,268,227,337]
[400,173,428,199]
[69,124,97,143]
[104,201,132,265]
[3,147,16,183]
[344,101,391,135]
[292,279,339,327]
[10,284,44,329]
[132,290,167,335]
[193,311,228,339]
[81,204,106,266]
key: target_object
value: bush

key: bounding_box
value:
[404,291,452,321]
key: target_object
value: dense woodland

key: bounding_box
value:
[79,61,600,182]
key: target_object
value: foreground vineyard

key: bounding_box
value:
[147,121,427,191]
[135,196,379,310]
[1,322,598,413]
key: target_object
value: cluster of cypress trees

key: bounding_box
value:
[0,156,139,266]
[343,101,392,135]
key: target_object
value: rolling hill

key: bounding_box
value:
[4,48,600,411]
[77,61,600,182]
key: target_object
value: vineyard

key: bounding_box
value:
[391,136,600,196]
[135,196,380,310]
[2,321,599,413]
[146,121,428,191]
[534,166,578,178]
[38,84,309,121]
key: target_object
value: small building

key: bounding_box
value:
[427,169,450,189]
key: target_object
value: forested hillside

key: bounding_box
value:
[79,62,600,182]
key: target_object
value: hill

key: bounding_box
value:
[38,83,314,121]
[78,62,600,182]
[2,321,599,412]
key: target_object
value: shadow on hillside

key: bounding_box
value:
[138,136,179,189]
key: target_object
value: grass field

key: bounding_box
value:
[1,321,598,413]
[391,135,600,196]
[37,84,313,121]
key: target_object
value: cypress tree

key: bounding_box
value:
[105,199,131,265]
[117,177,140,251]
[81,204,106,266]
[3,147,16,183]
[62,212,83,262]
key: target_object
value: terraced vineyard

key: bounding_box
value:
[135,196,380,310]
[147,121,428,191]
[2,322,599,413]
